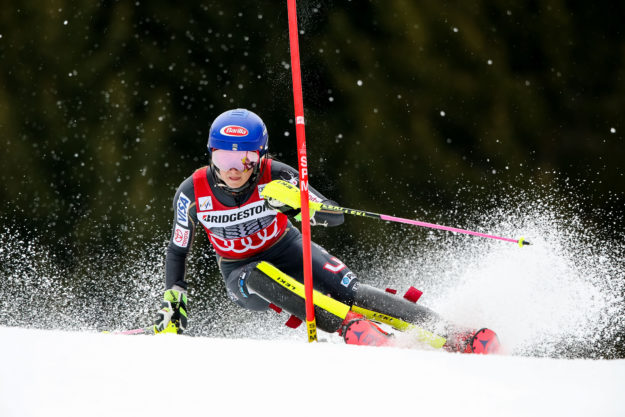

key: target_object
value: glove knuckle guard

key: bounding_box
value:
[154,289,188,334]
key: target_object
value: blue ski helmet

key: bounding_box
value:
[207,109,268,156]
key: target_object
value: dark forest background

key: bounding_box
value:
[1,2,623,284]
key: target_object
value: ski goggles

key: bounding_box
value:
[211,149,260,172]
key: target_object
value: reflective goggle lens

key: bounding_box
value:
[212,149,260,172]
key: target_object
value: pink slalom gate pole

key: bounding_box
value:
[287,0,318,342]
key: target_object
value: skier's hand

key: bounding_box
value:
[261,180,322,216]
[153,288,188,334]
[264,196,300,216]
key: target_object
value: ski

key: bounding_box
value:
[341,318,501,354]
[350,304,447,349]
[443,328,501,354]
[102,326,154,335]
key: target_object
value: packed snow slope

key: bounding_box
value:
[1,326,624,417]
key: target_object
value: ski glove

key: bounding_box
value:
[261,180,322,218]
[154,288,188,334]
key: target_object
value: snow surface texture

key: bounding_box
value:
[1,326,624,417]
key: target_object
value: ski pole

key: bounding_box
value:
[261,180,530,246]
[102,326,154,335]
[320,203,530,247]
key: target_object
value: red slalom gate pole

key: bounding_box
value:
[287,0,317,342]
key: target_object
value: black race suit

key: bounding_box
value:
[165,159,359,314]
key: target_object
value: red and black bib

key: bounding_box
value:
[192,159,288,259]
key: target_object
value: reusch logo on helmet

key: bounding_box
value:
[220,125,249,137]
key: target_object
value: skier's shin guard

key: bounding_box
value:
[245,262,348,333]
[352,283,445,328]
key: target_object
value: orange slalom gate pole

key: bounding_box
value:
[286,0,317,342]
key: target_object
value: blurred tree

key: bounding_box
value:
[0,0,623,263]
[308,0,624,223]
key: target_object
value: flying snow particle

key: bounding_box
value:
[357,80,363,86]
[610,127,616,134]
[487,59,493,65]
[63,20,68,26]
[440,111,446,117]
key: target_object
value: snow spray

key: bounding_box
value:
[1,178,623,358]
[348,179,625,359]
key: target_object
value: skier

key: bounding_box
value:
[153,108,500,354]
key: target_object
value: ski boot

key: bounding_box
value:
[444,328,501,354]
[339,312,393,347]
